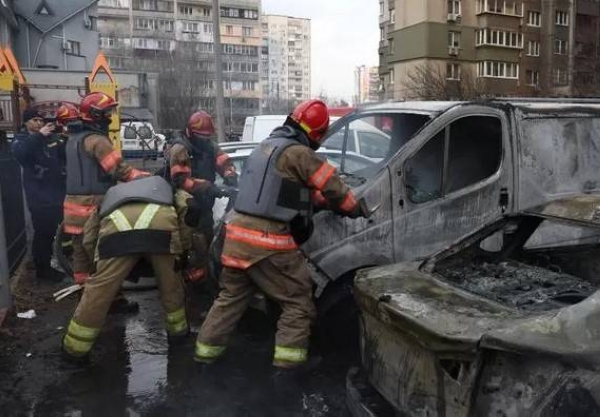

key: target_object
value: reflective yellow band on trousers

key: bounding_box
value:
[63,320,100,356]
[274,346,308,363]
[68,320,100,340]
[194,342,226,361]
[166,308,187,335]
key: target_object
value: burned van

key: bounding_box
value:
[215,100,600,329]
[352,202,600,416]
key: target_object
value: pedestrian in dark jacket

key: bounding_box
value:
[12,108,66,282]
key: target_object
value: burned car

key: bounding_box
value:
[353,204,600,416]
[349,99,600,415]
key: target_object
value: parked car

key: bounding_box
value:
[351,200,600,416]
[212,143,376,222]
[120,121,166,159]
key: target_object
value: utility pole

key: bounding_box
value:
[212,0,226,142]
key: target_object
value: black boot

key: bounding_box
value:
[108,297,139,315]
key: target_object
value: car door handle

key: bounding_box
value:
[398,199,404,209]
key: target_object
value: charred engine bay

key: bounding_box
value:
[435,251,596,312]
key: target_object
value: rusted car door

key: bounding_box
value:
[390,105,515,261]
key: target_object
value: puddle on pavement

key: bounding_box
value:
[24,290,355,416]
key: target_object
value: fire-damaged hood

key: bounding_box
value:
[355,194,600,369]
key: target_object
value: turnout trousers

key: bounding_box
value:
[63,254,187,357]
[195,251,316,368]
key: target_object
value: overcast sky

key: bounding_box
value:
[262,0,379,101]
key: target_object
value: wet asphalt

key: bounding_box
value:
[2,288,355,417]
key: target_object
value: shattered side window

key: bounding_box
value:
[405,131,444,203]
[445,116,502,194]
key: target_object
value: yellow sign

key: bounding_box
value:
[88,52,121,150]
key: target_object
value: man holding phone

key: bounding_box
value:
[12,108,67,282]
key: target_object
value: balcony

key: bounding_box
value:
[476,2,523,18]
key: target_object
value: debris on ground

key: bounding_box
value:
[16,309,36,319]
[436,257,595,311]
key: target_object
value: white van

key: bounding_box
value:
[241,115,287,142]
[241,114,344,143]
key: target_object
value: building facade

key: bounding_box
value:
[379,0,591,100]
[13,0,99,70]
[97,0,260,133]
[354,65,380,104]
[261,14,311,111]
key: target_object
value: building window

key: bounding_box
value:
[66,40,81,55]
[389,68,395,84]
[448,31,461,48]
[379,1,384,16]
[243,9,259,19]
[447,63,461,80]
[100,36,117,48]
[157,39,171,50]
[180,6,192,15]
[204,23,213,34]
[202,7,211,17]
[134,0,157,11]
[448,0,461,15]
[242,26,253,36]
[134,17,151,30]
[555,39,567,55]
[527,11,541,27]
[526,69,539,86]
[182,21,200,33]
[390,8,396,23]
[158,19,173,32]
[476,29,522,48]
[554,68,568,85]
[389,38,394,53]
[527,40,540,56]
[477,61,519,78]
[226,25,233,35]
[380,28,385,41]
[556,11,569,26]
[476,0,522,16]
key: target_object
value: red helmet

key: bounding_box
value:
[186,111,215,137]
[290,99,330,144]
[80,92,118,122]
[56,103,79,126]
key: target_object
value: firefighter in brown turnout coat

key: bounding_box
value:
[63,92,149,288]
[62,176,194,359]
[168,110,238,282]
[194,99,370,370]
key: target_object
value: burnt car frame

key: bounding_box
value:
[348,99,600,416]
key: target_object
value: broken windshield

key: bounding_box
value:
[321,112,431,182]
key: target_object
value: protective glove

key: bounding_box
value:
[345,198,372,219]
[205,184,232,199]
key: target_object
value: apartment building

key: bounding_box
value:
[97,0,260,132]
[379,0,586,100]
[354,65,380,104]
[261,14,311,110]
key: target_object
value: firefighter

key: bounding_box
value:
[194,99,370,371]
[56,102,81,137]
[63,92,148,301]
[168,111,238,283]
[12,108,67,282]
[62,176,194,360]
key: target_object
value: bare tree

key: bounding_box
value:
[158,48,214,131]
[403,63,487,100]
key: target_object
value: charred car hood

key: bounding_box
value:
[355,194,600,369]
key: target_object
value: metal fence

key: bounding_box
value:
[0,134,26,308]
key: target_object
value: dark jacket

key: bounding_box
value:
[11,130,66,207]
